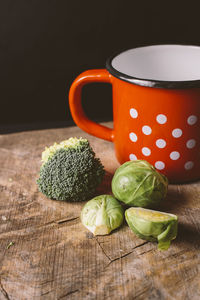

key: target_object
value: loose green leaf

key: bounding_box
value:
[6,242,14,249]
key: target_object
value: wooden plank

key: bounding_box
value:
[0,123,200,299]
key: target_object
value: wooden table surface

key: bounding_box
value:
[0,123,200,300]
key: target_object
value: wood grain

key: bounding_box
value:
[0,123,200,300]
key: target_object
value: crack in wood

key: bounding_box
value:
[139,248,154,256]
[98,240,110,244]
[132,286,151,299]
[36,217,79,229]
[18,201,36,209]
[36,220,56,228]
[95,239,149,267]
[0,216,80,240]
[38,278,56,286]
[105,241,149,267]
[95,238,112,262]
[0,279,10,300]
[58,289,79,299]
[55,216,79,224]
[40,290,52,296]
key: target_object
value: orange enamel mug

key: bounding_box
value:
[69,45,200,183]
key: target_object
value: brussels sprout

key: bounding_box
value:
[125,207,178,250]
[81,195,123,235]
[112,160,168,208]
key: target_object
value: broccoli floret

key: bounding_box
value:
[37,138,105,201]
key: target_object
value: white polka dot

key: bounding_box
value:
[130,108,138,119]
[142,125,152,135]
[155,161,165,170]
[170,151,180,160]
[184,161,194,170]
[129,154,137,161]
[156,139,166,148]
[187,115,198,125]
[172,128,182,138]
[142,147,151,156]
[156,114,167,124]
[186,139,196,149]
[129,132,138,142]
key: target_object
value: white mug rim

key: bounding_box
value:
[106,44,200,89]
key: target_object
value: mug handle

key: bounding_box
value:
[69,69,114,142]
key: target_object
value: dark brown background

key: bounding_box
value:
[1,0,200,133]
